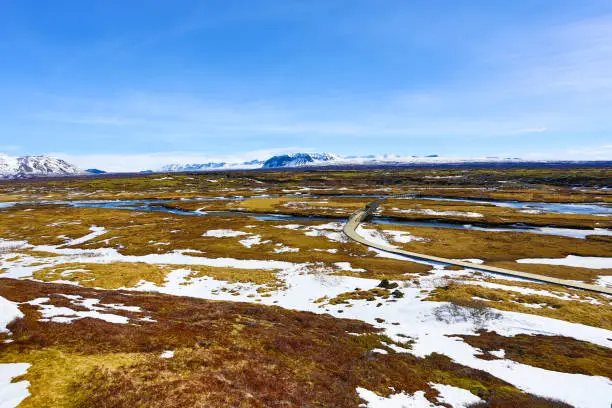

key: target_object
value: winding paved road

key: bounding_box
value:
[343,196,612,295]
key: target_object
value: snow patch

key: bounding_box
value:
[0,363,30,408]
[28,296,131,324]
[273,245,300,253]
[596,275,612,287]
[202,229,248,238]
[334,262,366,272]
[430,383,482,407]
[239,235,265,248]
[392,208,484,218]
[0,296,23,333]
[357,387,437,407]
[517,256,612,269]
[355,226,396,248]
[383,230,427,243]
[534,227,612,239]
[274,224,302,230]
[61,226,106,247]
[456,259,484,265]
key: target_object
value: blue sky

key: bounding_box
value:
[1,0,611,170]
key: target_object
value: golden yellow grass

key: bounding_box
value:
[1,166,609,204]
[457,331,612,378]
[6,202,611,286]
[1,205,433,281]
[488,261,612,283]
[32,262,285,291]
[367,223,612,282]
[407,185,611,204]
[184,265,283,290]
[465,276,611,302]
[0,348,146,408]
[0,277,572,408]
[382,198,612,229]
[1,199,608,288]
[236,196,366,216]
[316,287,393,305]
[427,281,612,330]
[33,262,171,289]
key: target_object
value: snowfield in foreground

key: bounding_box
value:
[0,222,611,408]
[0,363,30,408]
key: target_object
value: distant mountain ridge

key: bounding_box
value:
[262,153,337,168]
[157,152,528,172]
[2,152,607,178]
[160,159,264,172]
[0,154,82,179]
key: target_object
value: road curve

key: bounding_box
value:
[343,197,612,296]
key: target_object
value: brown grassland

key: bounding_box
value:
[456,330,612,378]
[168,196,612,229]
[381,198,612,229]
[0,278,573,408]
[0,166,610,407]
[0,205,432,282]
[367,223,612,283]
[0,166,610,203]
[426,281,612,330]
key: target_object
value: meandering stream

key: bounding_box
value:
[63,198,612,239]
[2,196,610,239]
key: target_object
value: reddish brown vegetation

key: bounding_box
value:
[458,330,612,379]
[0,278,572,407]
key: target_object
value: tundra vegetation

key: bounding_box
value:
[0,166,610,407]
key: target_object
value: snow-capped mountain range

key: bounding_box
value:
[262,152,338,168]
[158,152,526,172]
[160,159,265,172]
[159,153,340,172]
[0,154,83,179]
[2,152,606,178]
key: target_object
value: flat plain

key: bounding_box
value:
[0,166,611,408]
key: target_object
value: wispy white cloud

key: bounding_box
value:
[28,90,554,140]
[0,145,21,152]
[51,147,311,172]
[506,127,548,135]
[54,143,611,173]
[27,14,612,142]
[2,5,612,160]
[522,144,612,161]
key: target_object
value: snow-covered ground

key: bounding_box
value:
[202,229,248,238]
[239,235,266,248]
[517,255,612,269]
[0,296,23,334]
[60,226,106,247]
[0,363,30,408]
[355,226,396,248]
[462,224,612,239]
[597,276,612,287]
[431,383,483,407]
[534,227,612,239]
[383,230,427,243]
[390,208,484,218]
[26,296,137,324]
[357,388,436,408]
[1,224,612,407]
[357,383,483,408]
